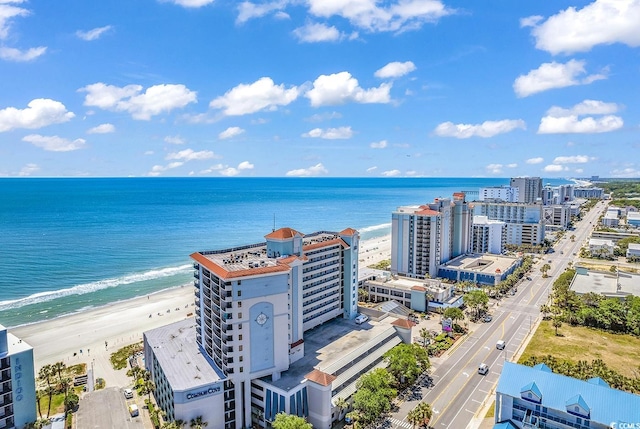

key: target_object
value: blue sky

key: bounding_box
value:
[0,0,639,178]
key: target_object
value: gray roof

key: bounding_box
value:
[144,318,224,392]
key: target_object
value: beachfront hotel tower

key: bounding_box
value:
[0,325,37,429]
[145,227,359,429]
[391,193,472,279]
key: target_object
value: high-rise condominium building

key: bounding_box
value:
[146,227,360,429]
[391,194,472,278]
[478,186,519,203]
[510,177,543,203]
[473,202,545,246]
[471,215,507,254]
[0,325,37,429]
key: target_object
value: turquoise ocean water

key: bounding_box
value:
[0,177,569,327]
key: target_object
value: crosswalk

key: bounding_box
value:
[388,417,413,429]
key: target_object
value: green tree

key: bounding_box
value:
[352,369,397,425]
[271,413,312,429]
[540,264,551,278]
[189,416,208,429]
[464,289,489,319]
[414,403,433,428]
[384,343,430,387]
[570,234,576,242]
[357,288,369,303]
[140,378,156,402]
[418,327,432,349]
[64,391,79,413]
[335,397,349,419]
[443,307,465,328]
[552,315,562,336]
[38,364,54,418]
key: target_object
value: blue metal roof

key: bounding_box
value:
[532,363,552,372]
[587,376,609,387]
[497,362,640,425]
[493,422,518,429]
[566,394,590,412]
[520,381,542,399]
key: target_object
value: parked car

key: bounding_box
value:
[123,388,133,399]
[526,276,532,281]
[478,363,489,375]
[355,314,369,325]
[483,314,492,323]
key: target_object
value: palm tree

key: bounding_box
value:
[335,397,349,419]
[190,416,208,429]
[419,327,432,348]
[540,264,551,278]
[35,390,43,419]
[52,362,66,384]
[141,378,156,402]
[408,403,432,428]
[552,315,562,336]
[407,408,422,429]
[38,364,54,418]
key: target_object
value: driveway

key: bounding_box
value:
[76,387,148,429]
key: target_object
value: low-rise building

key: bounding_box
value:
[602,211,619,227]
[588,238,615,257]
[628,212,640,228]
[573,187,604,199]
[626,243,640,261]
[590,230,640,243]
[363,275,461,312]
[437,253,522,286]
[494,362,640,429]
[570,266,640,298]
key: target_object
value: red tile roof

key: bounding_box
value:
[411,286,426,292]
[305,369,336,386]
[265,227,302,240]
[415,209,440,216]
[190,252,290,280]
[391,318,416,329]
[339,227,358,236]
[302,238,348,252]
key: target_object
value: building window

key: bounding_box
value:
[240,367,243,373]
[237,290,242,297]
[238,302,242,308]
[239,356,243,362]
[239,323,242,330]
[239,345,243,351]
[238,334,242,341]
[238,312,242,318]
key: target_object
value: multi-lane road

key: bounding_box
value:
[386,200,607,429]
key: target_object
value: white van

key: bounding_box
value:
[478,363,489,375]
[129,404,139,417]
[496,340,506,350]
[355,314,369,325]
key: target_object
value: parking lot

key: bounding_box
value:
[76,387,147,429]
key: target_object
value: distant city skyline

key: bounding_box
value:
[1,0,638,178]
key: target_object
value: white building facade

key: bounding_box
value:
[478,186,519,203]
[510,177,542,203]
[471,215,507,254]
[473,202,545,246]
[0,325,37,429]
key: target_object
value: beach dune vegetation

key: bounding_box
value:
[110,342,143,370]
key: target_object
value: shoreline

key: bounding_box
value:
[9,234,392,385]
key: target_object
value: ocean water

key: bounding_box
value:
[0,177,569,327]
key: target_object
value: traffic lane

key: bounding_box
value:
[430,312,527,427]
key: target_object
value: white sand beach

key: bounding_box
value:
[10,234,391,387]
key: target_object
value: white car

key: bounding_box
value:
[124,388,133,399]
[478,363,489,375]
[355,314,369,325]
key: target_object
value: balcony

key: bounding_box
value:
[193,272,200,279]
[194,280,199,288]
[0,370,9,383]
[195,289,200,299]
[222,323,233,333]
[193,263,199,269]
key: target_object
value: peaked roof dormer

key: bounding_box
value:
[520,381,542,403]
[265,227,303,240]
[532,363,553,372]
[587,376,610,388]
[566,394,590,418]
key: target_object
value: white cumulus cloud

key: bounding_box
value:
[80,83,197,120]
[219,126,245,140]
[164,135,186,145]
[210,77,299,116]
[374,61,416,78]
[0,46,46,61]
[238,161,254,170]
[166,149,217,161]
[526,157,544,165]
[302,126,353,139]
[148,162,184,176]
[76,25,112,41]
[18,163,39,177]
[513,59,607,98]
[293,22,342,43]
[0,99,75,132]
[434,119,525,138]
[286,163,328,177]
[87,123,115,134]
[486,164,503,174]
[236,1,289,24]
[307,0,453,33]
[538,99,623,134]
[0,1,30,39]
[23,134,86,152]
[161,0,215,8]
[306,71,391,106]
[543,164,567,173]
[381,169,401,177]
[370,140,388,149]
[526,0,640,54]
[553,155,593,164]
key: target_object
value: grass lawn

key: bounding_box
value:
[519,320,640,378]
[484,401,495,419]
